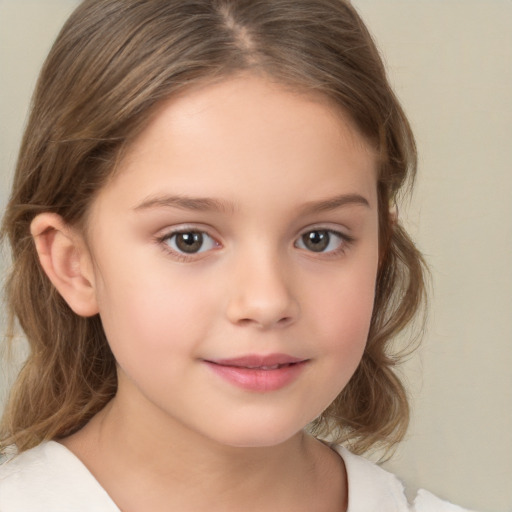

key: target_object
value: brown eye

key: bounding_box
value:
[301,230,329,252]
[165,231,216,254]
[295,229,345,253]
[175,232,203,253]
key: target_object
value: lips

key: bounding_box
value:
[203,354,309,392]
[208,354,306,369]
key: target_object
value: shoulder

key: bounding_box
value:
[333,445,477,512]
[0,441,118,512]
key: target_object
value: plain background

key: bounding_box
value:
[0,1,511,511]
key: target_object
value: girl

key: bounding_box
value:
[0,0,473,510]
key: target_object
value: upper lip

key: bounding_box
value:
[205,354,307,368]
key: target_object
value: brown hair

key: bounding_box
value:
[1,0,426,454]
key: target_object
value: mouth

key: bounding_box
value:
[203,354,309,392]
[205,354,307,369]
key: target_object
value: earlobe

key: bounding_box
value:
[30,213,99,317]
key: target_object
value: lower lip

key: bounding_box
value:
[204,361,308,392]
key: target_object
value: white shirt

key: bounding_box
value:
[0,441,475,511]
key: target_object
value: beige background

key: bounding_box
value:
[1,1,511,511]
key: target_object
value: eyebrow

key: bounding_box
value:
[133,193,370,214]
[134,194,235,214]
[300,193,371,214]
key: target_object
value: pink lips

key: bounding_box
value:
[203,354,309,392]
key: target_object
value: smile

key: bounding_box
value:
[203,354,309,392]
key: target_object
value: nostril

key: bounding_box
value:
[225,287,299,328]
[234,315,292,328]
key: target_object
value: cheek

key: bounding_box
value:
[93,263,213,371]
[293,263,377,423]
[318,296,373,368]
[308,260,378,366]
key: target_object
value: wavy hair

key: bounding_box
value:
[1,0,426,454]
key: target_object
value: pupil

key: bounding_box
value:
[304,230,329,252]
[176,232,203,253]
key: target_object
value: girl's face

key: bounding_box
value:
[84,74,380,447]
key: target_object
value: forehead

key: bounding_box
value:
[98,73,378,211]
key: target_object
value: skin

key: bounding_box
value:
[32,73,380,512]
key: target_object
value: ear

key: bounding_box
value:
[30,213,99,317]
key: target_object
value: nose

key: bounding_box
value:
[225,249,299,329]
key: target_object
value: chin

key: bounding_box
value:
[206,417,307,449]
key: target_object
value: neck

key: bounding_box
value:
[62,391,347,512]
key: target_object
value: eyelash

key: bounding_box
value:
[157,228,220,262]
[294,229,354,257]
[157,227,354,261]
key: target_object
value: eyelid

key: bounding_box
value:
[156,224,222,260]
[296,223,353,241]
[156,223,219,241]
[294,226,354,255]
[168,231,217,253]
